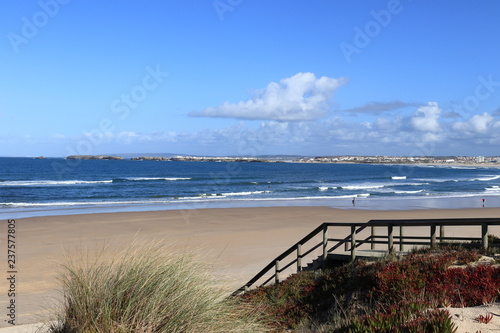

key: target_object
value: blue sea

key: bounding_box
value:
[1,157,500,218]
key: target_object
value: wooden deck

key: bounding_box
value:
[327,249,405,261]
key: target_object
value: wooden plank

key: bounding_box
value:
[328,249,408,262]
[367,218,500,226]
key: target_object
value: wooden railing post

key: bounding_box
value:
[482,223,489,251]
[388,225,394,253]
[275,259,280,284]
[440,225,445,244]
[430,224,437,249]
[322,224,328,261]
[297,244,302,272]
[399,225,404,252]
[351,225,357,261]
[371,226,375,250]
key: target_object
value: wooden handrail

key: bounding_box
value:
[368,218,500,226]
[234,223,327,293]
[233,218,500,295]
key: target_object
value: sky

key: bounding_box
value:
[2,1,500,157]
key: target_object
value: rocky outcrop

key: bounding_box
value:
[130,156,170,161]
[66,155,124,160]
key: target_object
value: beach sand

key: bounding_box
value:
[1,206,500,331]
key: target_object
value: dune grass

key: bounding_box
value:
[50,240,267,333]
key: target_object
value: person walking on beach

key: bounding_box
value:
[352,197,356,206]
[482,198,485,207]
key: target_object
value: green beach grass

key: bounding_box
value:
[49,240,267,333]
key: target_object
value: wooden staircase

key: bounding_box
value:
[234,218,500,295]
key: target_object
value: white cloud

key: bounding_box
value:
[190,72,347,121]
[452,112,496,134]
[410,102,441,132]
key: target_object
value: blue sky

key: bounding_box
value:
[2,1,500,157]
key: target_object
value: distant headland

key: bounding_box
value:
[64,154,500,166]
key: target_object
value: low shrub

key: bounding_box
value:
[347,308,457,333]
[244,248,499,332]
[371,251,500,308]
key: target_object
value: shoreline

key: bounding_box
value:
[2,206,500,326]
[2,194,499,220]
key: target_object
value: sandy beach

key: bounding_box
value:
[2,206,500,330]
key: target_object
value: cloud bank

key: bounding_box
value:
[8,102,500,157]
[342,101,416,114]
[190,72,347,121]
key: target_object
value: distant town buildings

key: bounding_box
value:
[296,155,499,165]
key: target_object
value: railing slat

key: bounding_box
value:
[323,224,328,262]
[371,226,375,250]
[388,225,394,253]
[431,224,437,249]
[400,226,404,252]
[275,259,280,284]
[297,244,302,272]
[351,225,356,261]
[482,223,489,250]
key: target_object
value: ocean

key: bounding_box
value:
[1,157,500,218]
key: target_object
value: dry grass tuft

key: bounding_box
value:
[50,240,267,333]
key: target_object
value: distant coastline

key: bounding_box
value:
[66,155,124,160]
[64,154,500,167]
